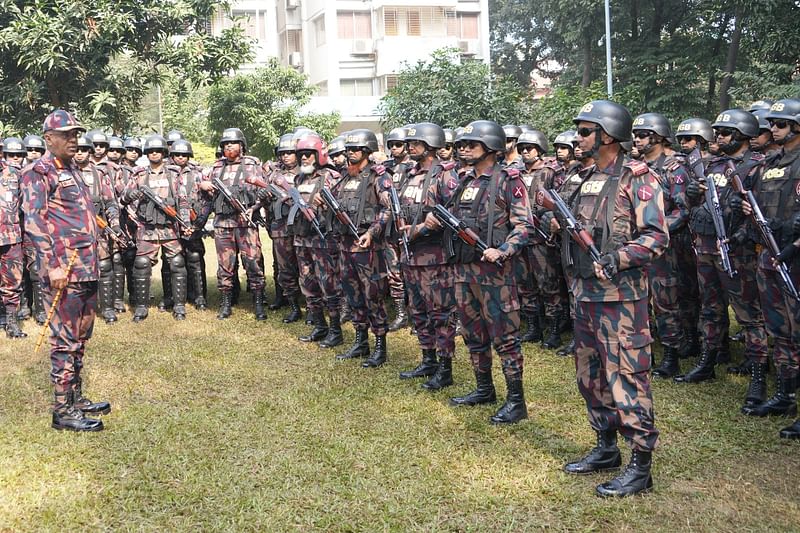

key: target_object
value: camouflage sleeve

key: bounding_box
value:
[615,170,669,270]
[20,167,60,271]
[666,164,690,234]
[121,170,143,204]
[367,172,393,240]
[99,169,120,227]
[498,173,531,256]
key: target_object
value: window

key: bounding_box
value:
[406,10,421,36]
[446,12,479,39]
[232,10,266,41]
[384,9,398,36]
[381,75,399,95]
[337,10,371,39]
[314,15,326,47]
[341,79,374,97]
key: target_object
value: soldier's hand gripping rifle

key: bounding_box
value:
[432,204,503,266]
[536,189,614,279]
[687,148,735,277]
[95,215,133,249]
[211,176,258,229]
[139,185,194,233]
[320,187,360,239]
[287,186,326,242]
[730,173,798,299]
[388,186,411,259]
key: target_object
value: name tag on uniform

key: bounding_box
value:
[344,180,361,191]
[403,185,423,203]
[461,186,481,202]
[392,172,402,183]
[57,172,76,187]
[150,178,169,188]
[297,183,316,194]
[581,181,604,194]
[83,173,94,186]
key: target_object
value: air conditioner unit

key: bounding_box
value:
[458,40,478,56]
[288,51,303,67]
[286,0,300,9]
[351,39,374,55]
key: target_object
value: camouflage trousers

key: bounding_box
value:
[385,243,405,300]
[455,281,523,377]
[517,247,540,314]
[403,263,456,358]
[0,243,23,314]
[574,297,659,451]
[696,252,767,362]
[43,281,97,395]
[529,244,564,318]
[647,245,682,349]
[296,244,342,318]
[341,248,389,336]
[272,236,299,298]
[673,230,700,334]
[758,261,800,375]
[136,239,183,266]
[214,227,265,293]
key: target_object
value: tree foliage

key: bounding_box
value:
[207,58,340,161]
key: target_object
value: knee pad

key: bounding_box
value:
[169,254,186,270]
[134,256,151,271]
[186,251,201,265]
[112,252,123,267]
[99,258,114,275]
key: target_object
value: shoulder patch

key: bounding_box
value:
[637,184,655,201]
[373,164,386,176]
[625,160,650,176]
[504,167,521,178]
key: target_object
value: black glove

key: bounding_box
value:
[597,252,619,278]
[777,243,799,264]
[685,179,702,201]
[729,194,743,214]
[539,211,555,236]
[127,188,143,202]
[256,188,270,202]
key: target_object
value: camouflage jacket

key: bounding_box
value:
[78,161,120,227]
[332,162,393,252]
[201,156,265,229]
[645,153,690,235]
[291,166,341,249]
[123,164,190,241]
[0,163,23,246]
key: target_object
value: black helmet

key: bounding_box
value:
[712,109,759,138]
[751,109,771,133]
[76,135,93,150]
[170,139,194,156]
[516,130,549,153]
[553,130,577,148]
[453,126,466,144]
[460,120,506,152]
[405,122,445,150]
[573,100,633,142]
[518,124,534,133]
[108,136,124,151]
[766,98,800,126]
[124,137,143,154]
[87,129,108,146]
[2,137,25,155]
[632,112,673,140]
[219,128,247,151]
[328,135,346,156]
[143,135,169,153]
[344,129,379,153]
[166,129,185,145]
[23,134,46,152]
[502,124,522,140]
[385,126,407,147]
[675,118,714,143]
[748,99,774,113]
[443,128,455,145]
[276,133,296,154]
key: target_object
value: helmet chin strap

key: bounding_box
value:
[776,124,799,145]
[465,150,492,166]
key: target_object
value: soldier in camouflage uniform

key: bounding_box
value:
[501,124,524,170]
[395,123,459,389]
[328,135,348,175]
[21,109,110,432]
[119,137,143,309]
[630,114,690,378]
[1,138,28,338]
[200,128,267,320]
[428,120,530,425]
[437,129,456,163]
[384,127,411,331]
[560,100,667,497]
[24,134,46,162]
[122,135,193,322]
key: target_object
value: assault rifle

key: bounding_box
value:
[536,188,614,279]
[287,186,326,242]
[95,215,133,249]
[319,187,360,239]
[211,176,258,229]
[139,185,193,233]
[388,186,411,259]
[432,204,502,266]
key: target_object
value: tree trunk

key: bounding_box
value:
[719,6,744,110]
[631,0,639,40]
[47,76,62,108]
[581,33,592,88]
[706,11,730,113]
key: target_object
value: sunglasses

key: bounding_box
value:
[76,148,91,153]
[388,141,405,149]
[714,127,735,137]
[346,147,363,153]
[576,126,599,138]
[443,144,453,150]
[633,131,654,139]
[769,120,790,129]
[297,150,316,159]
[462,141,482,149]
[518,145,537,152]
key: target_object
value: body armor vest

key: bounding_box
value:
[336,167,379,233]
[137,168,175,226]
[449,169,511,264]
[758,153,800,248]
[213,161,255,215]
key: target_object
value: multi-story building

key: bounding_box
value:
[212,0,491,132]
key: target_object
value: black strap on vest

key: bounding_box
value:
[354,169,373,228]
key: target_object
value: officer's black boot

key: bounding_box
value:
[557,337,576,357]
[51,391,104,432]
[191,266,207,310]
[305,309,313,325]
[340,301,352,324]
[99,270,117,324]
[742,367,797,417]
[542,317,561,350]
[520,308,542,343]
[299,311,328,342]
[282,297,302,323]
[217,291,233,320]
[4,312,27,339]
[73,379,111,415]
[253,290,267,321]
[132,264,151,323]
[595,450,653,498]
[387,297,408,332]
[336,328,370,360]
[673,348,716,383]
[362,334,387,368]
[741,361,768,412]
[269,283,287,310]
[652,346,680,378]
[399,348,438,379]
[158,260,173,311]
[564,429,622,474]
[319,314,344,348]
[422,356,454,390]
[490,372,528,424]
[450,365,497,406]
[171,266,188,321]
[31,275,47,325]
[779,417,800,440]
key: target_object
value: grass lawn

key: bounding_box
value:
[1,237,798,532]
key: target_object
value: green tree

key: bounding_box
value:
[206,58,339,161]
[378,47,531,131]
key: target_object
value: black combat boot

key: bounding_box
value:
[336,328,370,360]
[191,266,207,310]
[450,366,497,406]
[362,334,387,368]
[51,392,104,432]
[564,429,622,474]
[73,379,111,415]
[282,297,302,323]
[217,291,233,320]
[305,309,313,325]
[340,301,352,324]
[99,272,117,324]
[387,297,408,332]
[741,361,768,412]
[422,356,454,390]
[558,304,572,334]
[677,329,701,359]
[399,348,438,379]
[17,290,30,321]
[729,329,744,343]
[673,348,716,383]
[132,269,151,323]
[652,346,680,378]
[30,270,47,325]
[269,283,287,310]
[595,450,653,497]
[299,311,328,342]
[4,313,27,339]
[519,308,542,343]
[253,290,267,321]
[779,417,800,440]
[490,372,528,424]
[717,335,731,364]
[113,259,127,313]
[557,337,576,357]
[172,267,188,321]
[542,318,561,350]
[319,314,344,348]
[742,368,797,417]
